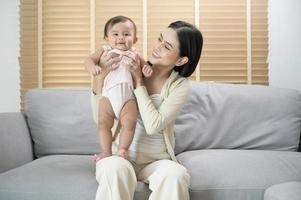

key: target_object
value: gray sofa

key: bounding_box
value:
[0,82,301,200]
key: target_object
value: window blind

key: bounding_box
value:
[19,0,269,109]
[199,0,248,83]
[251,0,268,85]
[42,0,91,88]
[19,0,39,109]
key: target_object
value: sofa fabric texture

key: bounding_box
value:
[177,149,301,199]
[0,112,33,173]
[25,89,99,157]
[1,82,301,200]
[175,82,301,154]
[264,181,301,200]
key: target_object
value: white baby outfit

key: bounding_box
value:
[101,45,138,119]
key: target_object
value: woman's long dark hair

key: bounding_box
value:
[168,21,203,77]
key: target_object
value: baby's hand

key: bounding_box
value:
[142,64,153,78]
[93,152,112,163]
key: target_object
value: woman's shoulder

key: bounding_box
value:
[171,71,189,86]
[167,71,190,94]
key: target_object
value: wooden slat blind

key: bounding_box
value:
[19,0,269,109]
[42,0,91,88]
[199,0,248,83]
[251,0,268,85]
[19,0,39,109]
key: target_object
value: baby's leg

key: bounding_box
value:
[95,97,115,162]
[118,99,138,159]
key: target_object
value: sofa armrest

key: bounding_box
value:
[0,112,34,173]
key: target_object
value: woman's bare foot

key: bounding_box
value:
[117,149,128,159]
[93,152,112,163]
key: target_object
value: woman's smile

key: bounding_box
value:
[151,50,161,59]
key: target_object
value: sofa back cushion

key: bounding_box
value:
[25,84,301,157]
[25,89,98,157]
[174,82,301,154]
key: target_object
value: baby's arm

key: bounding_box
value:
[84,48,105,95]
[84,48,104,76]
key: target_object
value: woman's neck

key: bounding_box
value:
[147,65,172,81]
[143,66,173,95]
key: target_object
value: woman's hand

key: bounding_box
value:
[124,56,144,88]
[98,50,120,75]
[92,51,121,95]
[84,48,120,76]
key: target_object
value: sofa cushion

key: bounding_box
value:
[0,155,151,200]
[177,149,301,200]
[0,155,97,200]
[264,181,301,200]
[25,89,99,157]
[175,82,301,154]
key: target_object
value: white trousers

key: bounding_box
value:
[95,156,191,200]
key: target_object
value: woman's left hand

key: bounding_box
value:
[124,56,144,88]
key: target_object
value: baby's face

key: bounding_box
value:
[105,21,137,51]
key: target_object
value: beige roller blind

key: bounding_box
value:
[95,0,143,54]
[251,0,268,85]
[199,0,248,83]
[147,0,195,66]
[42,0,91,88]
[19,0,39,109]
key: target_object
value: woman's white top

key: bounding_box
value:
[128,94,167,154]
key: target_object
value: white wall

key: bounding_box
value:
[0,0,20,112]
[269,0,301,91]
[0,0,301,112]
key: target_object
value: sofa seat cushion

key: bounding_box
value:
[264,181,301,200]
[177,149,301,200]
[0,155,150,200]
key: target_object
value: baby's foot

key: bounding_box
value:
[93,152,112,163]
[117,149,128,160]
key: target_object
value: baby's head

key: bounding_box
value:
[104,16,138,51]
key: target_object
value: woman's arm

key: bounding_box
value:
[126,58,189,135]
[135,52,153,78]
[134,78,190,135]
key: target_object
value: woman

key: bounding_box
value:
[89,21,203,200]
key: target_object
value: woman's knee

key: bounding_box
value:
[95,156,135,180]
[154,161,190,183]
[166,165,189,182]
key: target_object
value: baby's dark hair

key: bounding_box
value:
[104,16,137,38]
[168,21,203,77]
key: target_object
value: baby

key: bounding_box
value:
[84,16,153,162]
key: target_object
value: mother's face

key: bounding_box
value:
[149,28,182,70]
